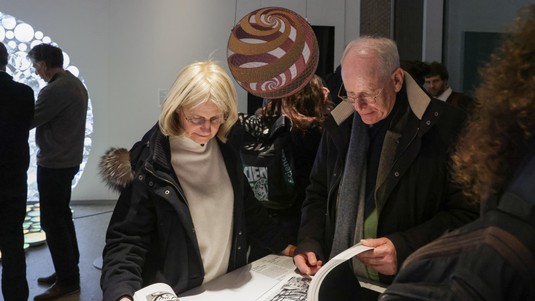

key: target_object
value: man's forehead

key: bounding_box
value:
[425,75,442,80]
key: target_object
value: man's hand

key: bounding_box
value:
[293,252,323,276]
[358,237,397,275]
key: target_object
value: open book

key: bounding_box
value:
[307,243,376,300]
[134,243,379,301]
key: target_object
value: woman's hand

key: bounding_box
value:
[294,252,323,276]
[280,244,296,257]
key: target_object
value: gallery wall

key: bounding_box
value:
[0,0,358,202]
[1,0,531,202]
[445,0,533,93]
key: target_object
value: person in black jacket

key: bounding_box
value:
[99,61,293,301]
[381,5,535,300]
[229,74,333,261]
[293,37,478,299]
[0,42,35,301]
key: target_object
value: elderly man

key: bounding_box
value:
[293,37,478,298]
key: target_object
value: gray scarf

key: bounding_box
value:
[330,113,369,260]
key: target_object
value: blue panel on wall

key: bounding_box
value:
[463,31,503,96]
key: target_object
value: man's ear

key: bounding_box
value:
[392,68,404,92]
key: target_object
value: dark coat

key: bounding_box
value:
[296,73,478,284]
[100,124,288,301]
[381,143,535,300]
[0,72,34,172]
[446,91,473,114]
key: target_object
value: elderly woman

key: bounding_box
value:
[99,61,293,301]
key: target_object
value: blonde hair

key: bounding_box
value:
[159,61,238,141]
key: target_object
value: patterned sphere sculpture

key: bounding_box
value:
[227,7,319,99]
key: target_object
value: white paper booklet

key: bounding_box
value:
[136,244,379,301]
[179,254,308,301]
[307,243,374,300]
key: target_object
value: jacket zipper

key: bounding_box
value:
[145,167,188,206]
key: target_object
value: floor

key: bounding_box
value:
[0,201,116,301]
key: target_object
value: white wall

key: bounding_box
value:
[0,0,357,202]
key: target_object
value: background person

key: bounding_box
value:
[28,43,88,300]
[293,36,478,299]
[99,61,293,301]
[0,42,35,301]
[230,74,333,260]
[423,61,473,113]
[381,5,535,300]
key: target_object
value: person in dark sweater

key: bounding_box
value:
[28,43,88,300]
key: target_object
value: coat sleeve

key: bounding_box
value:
[386,106,479,272]
[295,130,334,261]
[100,177,157,301]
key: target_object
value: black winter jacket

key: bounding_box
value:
[381,142,535,300]
[100,124,288,301]
[296,73,479,284]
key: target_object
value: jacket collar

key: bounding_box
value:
[330,71,430,126]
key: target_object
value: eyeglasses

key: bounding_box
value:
[338,85,383,105]
[184,114,227,126]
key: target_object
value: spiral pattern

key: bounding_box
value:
[227,7,319,99]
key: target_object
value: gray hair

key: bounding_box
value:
[341,36,400,79]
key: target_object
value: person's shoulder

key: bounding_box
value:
[15,81,34,96]
[1,76,34,97]
[429,97,465,120]
[427,98,466,134]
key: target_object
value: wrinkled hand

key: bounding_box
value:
[293,252,323,276]
[357,237,397,275]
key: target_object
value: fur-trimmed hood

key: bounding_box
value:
[99,147,134,191]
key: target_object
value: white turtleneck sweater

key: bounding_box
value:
[169,135,234,284]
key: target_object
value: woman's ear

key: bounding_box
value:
[322,87,330,101]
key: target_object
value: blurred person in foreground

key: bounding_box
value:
[0,42,34,301]
[293,36,478,299]
[381,4,535,300]
[99,61,293,301]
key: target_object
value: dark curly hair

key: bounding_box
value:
[451,4,535,204]
[262,74,333,130]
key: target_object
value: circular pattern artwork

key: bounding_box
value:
[0,11,93,202]
[227,7,319,99]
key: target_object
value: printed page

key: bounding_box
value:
[134,282,179,301]
[179,255,308,301]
